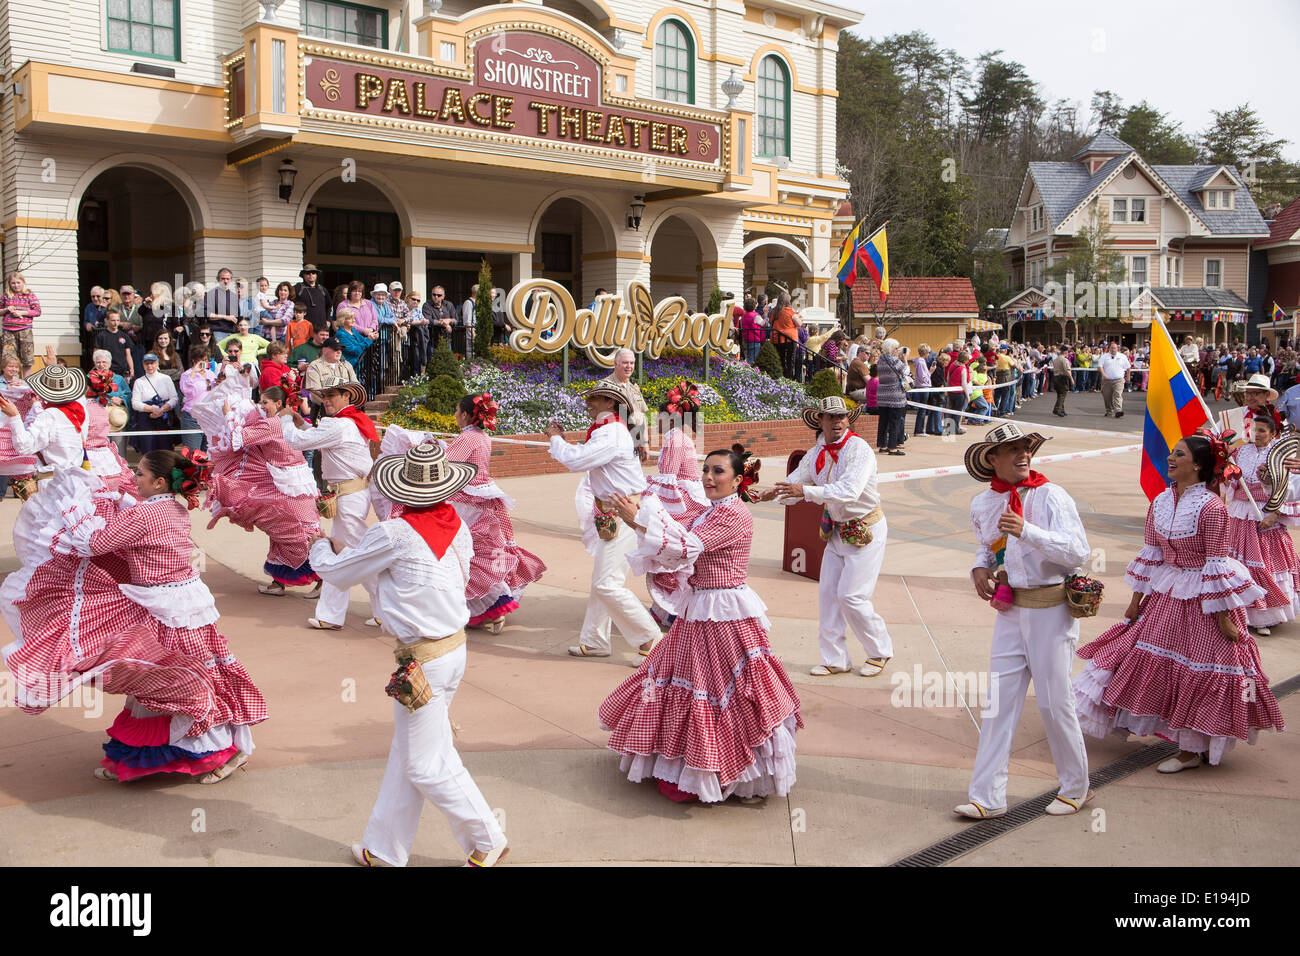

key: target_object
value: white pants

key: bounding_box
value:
[315,489,378,626]
[363,646,505,865]
[578,522,659,653]
[968,603,1090,809]
[817,519,892,668]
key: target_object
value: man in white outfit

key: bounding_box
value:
[761,396,893,677]
[312,440,508,867]
[545,383,659,660]
[279,382,379,629]
[1097,340,1131,418]
[959,423,1093,819]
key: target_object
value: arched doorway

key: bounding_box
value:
[647,212,720,311]
[76,166,194,308]
[302,178,404,299]
[531,196,615,306]
[743,235,810,307]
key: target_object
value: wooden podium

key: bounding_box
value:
[780,449,828,581]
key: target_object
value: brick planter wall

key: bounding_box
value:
[488,418,818,478]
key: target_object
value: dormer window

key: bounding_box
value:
[1030,205,1044,232]
[1204,189,1235,210]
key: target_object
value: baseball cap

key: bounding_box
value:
[373,283,388,294]
[323,337,342,350]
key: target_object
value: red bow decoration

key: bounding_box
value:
[1196,428,1240,493]
[665,379,701,416]
[86,370,118,406]
[731,442,761,503]
[1257,402,1286,432]
[472,392,499,432]
[170,447,213,510]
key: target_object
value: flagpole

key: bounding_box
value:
[1157,315,1266,521]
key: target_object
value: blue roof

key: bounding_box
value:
[1071,130,1133,160]
[1150,165,1268,235]
[1029,153,1129,228]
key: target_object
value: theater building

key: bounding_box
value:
[0,0,859,354]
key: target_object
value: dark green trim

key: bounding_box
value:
[301,0,389,49]
[106,0,180,62]
[756,55,790,159]
[653,18,695,106]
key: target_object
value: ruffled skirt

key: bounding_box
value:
[598,613,802,802]
[451,489,546,624]
[0,420,37,476]
[1226,514,1300,626]
[207,472,321,585]
[1074,589,1285,761]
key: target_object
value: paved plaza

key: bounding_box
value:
[1,387,1296,867]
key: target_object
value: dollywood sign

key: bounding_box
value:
[505,280,734,368]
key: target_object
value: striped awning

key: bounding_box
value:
[968,318,1002,331]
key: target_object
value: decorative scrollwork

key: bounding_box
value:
[500,46,580,71]
[697,130,712,156]
[318,68,341,102]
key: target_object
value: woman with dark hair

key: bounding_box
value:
[33,447,268,783]
[599,447,801,803]
[1073,434,1285,773]
[150,330,182,383]
[439,392,546,633]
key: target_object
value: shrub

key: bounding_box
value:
[474,259,494,359]
[805,369,844,399]
[424,374,466,415]
[756,339,783,379]
[426,339,463,382]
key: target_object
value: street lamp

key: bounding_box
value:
[627,195,646,231]
[277,158,298,202]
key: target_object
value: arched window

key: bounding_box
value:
[756,55,790,159]
[654,19,694,104]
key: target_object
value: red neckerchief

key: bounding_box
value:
[399,503,461,559]
[585,414,626,441]
[51,400,86,432]
[815,431,858,473]
[333,405,378,443]
[990,470,1049,516]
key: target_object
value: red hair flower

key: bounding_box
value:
[1196,428,1240,493]
[665,379,701,416]
[731,442,761,502]
[472,392,499,432]
[86,369,118,406]
[170,447,213,510]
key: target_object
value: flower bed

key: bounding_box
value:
[381,347,814,436]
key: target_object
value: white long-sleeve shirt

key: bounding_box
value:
[310,518,474,641]
[548,416,646,499]
[6,403,87,470]
[970,482,1090,588]
[130,372,178,413]
[279,414,371,482]
[782,432,880,520]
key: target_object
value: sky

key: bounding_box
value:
[838,0,1300,158]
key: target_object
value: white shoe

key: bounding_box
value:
[464,842,509,867]
[568,645,610,658]
[1156,753,1203,774]
[1253,626,1272,637]
[365,617,381,628]
[954,801,1006,820]
[308,618,343,630]
[1045,790,1094,815]
[198,751,249,785]
[858,657,891,677]
[809,663,851,676]
[351,843,390,867]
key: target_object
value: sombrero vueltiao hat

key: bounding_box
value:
[801,395,862,431]
[372,440,476,508]
[319,381,368,410]
[27,363,87,404]
[1242,373,1278,402]
[964,423,1050,483]
[583,382,628,408]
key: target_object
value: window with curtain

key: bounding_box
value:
[106,0,179,60]
[302,0,387,48]
[756,55,790,159]
[653,20,694,104]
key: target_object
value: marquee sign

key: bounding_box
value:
[506,279,733,368]
[304,31,723,164]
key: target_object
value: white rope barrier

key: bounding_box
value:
[875,443,1141,485]
[903,397,1141,438]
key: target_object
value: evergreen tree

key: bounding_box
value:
[474,259,493,359]
[1118,103,1198,165]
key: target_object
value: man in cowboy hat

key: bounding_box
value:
[759,396,893,677]
[957,423,1093,820]
[545,382,659,660]
[0,362,89,472]
[293,264,331,331]
[279,381,380,629]
[1241,373,1279,432]
[310,440,509,867]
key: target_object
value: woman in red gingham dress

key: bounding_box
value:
[1225,413,1300,634]
[83,401,137,499]
[598,448,801,803]
[191,379,321,594]
[51,448,268,783]
[445,394,545,633]
[1073,435,1285,772]
[0,353,38,483]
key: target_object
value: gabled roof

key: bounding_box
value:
[1071,130,1133,160]
[1028,153,1129,229]
[1150,165,1267,235]
[975,228,1009,252]
[1149,286,1250,311]
[851,277,979,316]
[1261,195,1300,246]
[1187,165,1244,192]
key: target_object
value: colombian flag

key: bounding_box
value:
[837,219,864,288]
[1141,315,1211,501]
[857,224,889,296]
[1274,302,1288,324]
